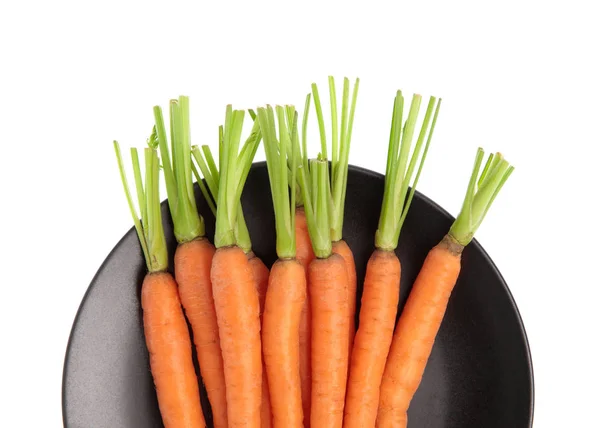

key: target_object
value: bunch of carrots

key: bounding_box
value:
[113,77,514,428]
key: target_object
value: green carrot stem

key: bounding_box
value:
[449,149,514,246]
[375,92,441,251]
[257,105,296,259]
[153,96,204,244]
[192,143,255,253]
[212,106,260,249]
[114,141,167,273]
[310,77,360,241]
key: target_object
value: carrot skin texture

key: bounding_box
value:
[248,252,273,428]
[342,249,400,428]
[309,253,350,428]
[376,238,462,428]
[263,259,307,427]
[174,238,226,428]
[211,246,262,428]
[332,239,357,359]
[141,271,207,428]
[295,208,314,428]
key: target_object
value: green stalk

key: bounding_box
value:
[257,105,296,259]
[192,141,258,254]
[213,106,259,249]
[153,96,204,244]
[449,149,514,246]
[310,77,360,241]
[375,92,442,251]
[114,141,167,273]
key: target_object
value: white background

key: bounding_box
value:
[1,1,598,426]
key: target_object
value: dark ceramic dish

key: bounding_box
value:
[62,163,534,428]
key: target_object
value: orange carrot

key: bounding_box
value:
[344,93,441,428]
[310,77,360,360]
[192,125,271,428]
[258,105,306,427]
[174,239,227,427]
[295,208,313,428]
[114,142,206,427]
[212,246,262,427]
[263,258,306,427]
[154,98,227,427]
[343,250,400,428]
[249,251,273,428]
[296,153,350,428]
[376,149,514,427]
[308,253,349,428]
[211,107,263,428]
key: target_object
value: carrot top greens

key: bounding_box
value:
[191,123,261,253]
[311,76,360,242]
[114,141,167,273]
[213,106,262,249]
[153,96,204,244]
[257,105,298,259]
[449,149,514,246]
[375,92,442,251]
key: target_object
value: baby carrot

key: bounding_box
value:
[210,106,263,428]
[297,151,350,428]
[114,141,206,428]
[153,97,226,428]
[191,127,272,428]
[257,105,306,428]
[311,77,360,358]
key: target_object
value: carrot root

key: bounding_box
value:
[376,236,461,427]
[211,246,262,428]
[309,253,350,428]
[295,208,314,428]
[142,271,207,428]
[343,249,400,428]
[248,252,273,428]
[262,259,306,427]
[174,238,226,428]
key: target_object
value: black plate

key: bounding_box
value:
[62,163,534,428]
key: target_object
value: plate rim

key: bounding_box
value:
[62,162,534,427]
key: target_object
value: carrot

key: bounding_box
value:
[113,142,206,428]
[211,106,263,428]
[153,97,227,428]
[343,92,442,428]
[293,95,316,427]
[297,152,350,428]
[250,250,273,428]
[191,129,272,428]
[376,149,514,428]
[311,77,360,358]
[295,208,313,428]
[256,105,306,427]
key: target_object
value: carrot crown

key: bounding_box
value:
[153,96,204,244]
[311,76,360,242]
[375,92,442,251]
[295,139,332,259]
[257,105,298,259]
[213,106,262,249]
[191,125,259,253]
[114,140,168,273]
[449,149,514,246]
